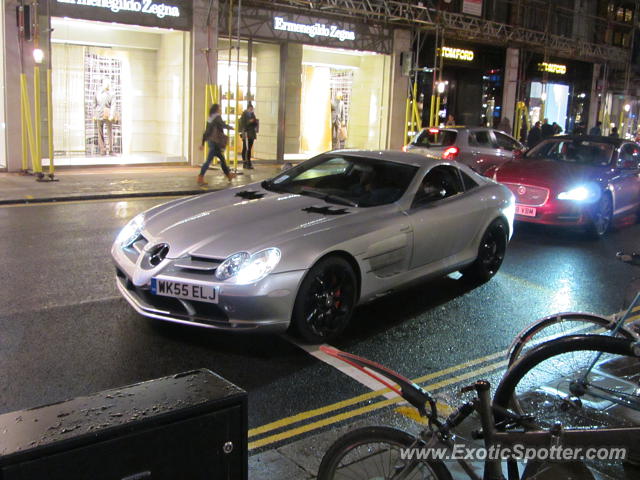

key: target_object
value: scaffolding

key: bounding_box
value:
[241,0,631,65]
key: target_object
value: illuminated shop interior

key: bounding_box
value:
[50,17,190,166]
[218,39,391,161]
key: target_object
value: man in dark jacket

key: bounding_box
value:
[239,103,258,169]
[540,118,554,139]
[527,121,542,148]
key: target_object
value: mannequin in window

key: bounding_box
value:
[94,79,115,155]
[331,92,346,149]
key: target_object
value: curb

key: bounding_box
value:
[0,189,215,206]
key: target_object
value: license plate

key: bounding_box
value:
[515,205,536,217]
[151,278,218,304]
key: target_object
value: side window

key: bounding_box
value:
[468,130,493,148]
[459,170,479,190]
[413,166,464,206]
[494,131,519,151]
[618,144,640,168]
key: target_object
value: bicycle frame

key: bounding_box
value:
[321,345,640,480]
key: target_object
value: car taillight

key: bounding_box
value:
[442,146,459,160]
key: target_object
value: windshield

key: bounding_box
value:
[411,129,457,148]
[263,155,418,207]
[525,139,614,166]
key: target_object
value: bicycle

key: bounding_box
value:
[502,252,640,425]
[507,252,640,367]
[317,340,640,480]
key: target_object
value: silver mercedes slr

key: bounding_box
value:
[112,151,515,343]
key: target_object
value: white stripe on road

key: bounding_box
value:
[285,336,398,400]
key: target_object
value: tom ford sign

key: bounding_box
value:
[274,17,356,41]
[51,0,191,29]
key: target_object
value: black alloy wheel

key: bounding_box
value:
[462,220,508,283]
[587,193,613,238]
[291,256,357,343]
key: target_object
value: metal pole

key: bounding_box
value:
[234,0,241,172]
[46,0,55,178]
[17,2,30,173]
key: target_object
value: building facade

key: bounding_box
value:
[1,0,410,172]
[2,0,214,171]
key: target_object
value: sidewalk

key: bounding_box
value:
[0,163,281,205]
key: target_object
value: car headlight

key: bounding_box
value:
[215,248,282,284]
[116,213,145,247]
[557,184,601,203]
[215,252,250,281]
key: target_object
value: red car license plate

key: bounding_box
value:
[515,205,536,217]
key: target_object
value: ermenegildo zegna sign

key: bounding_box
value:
[51,0,192,30]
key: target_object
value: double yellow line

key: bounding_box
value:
[249,308,640,450]
[248,349,509,450]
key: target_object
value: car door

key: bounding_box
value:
[612,143,640,215]
[466,129,501,173]
[407,165,486,269]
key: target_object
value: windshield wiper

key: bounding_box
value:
[299,188,358,207]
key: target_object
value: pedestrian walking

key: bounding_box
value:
[540,118,554,139]
[445,114,456,126]
[589,121,602,136]
[609,126,619,138]
[198,104,235,185]
[239,103,258,169]
[552,122,562,135]
[527,121,542,148]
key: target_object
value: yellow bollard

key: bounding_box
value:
[20,74,37,168]
[234,85,240,171]
[47,68,54,176]
[410,80,420,134]
[403,96,410,145]
[20,87,28,172]
[428,94,436,127]
[434,95,441,126]
[33,66,42,174]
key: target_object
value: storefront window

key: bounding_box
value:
[216,41,390,161]
[299,46,390,157]
[51,18,190,166]
[217,39,278,162]
[529,81,569,129]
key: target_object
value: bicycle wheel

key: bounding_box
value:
[508,313,636,367]
[317,426,452,480]
[495,335,640,429]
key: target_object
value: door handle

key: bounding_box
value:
[400,226,412,233]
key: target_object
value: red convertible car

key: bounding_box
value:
[489,135,640,237]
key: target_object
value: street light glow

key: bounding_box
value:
[33,48,44,64]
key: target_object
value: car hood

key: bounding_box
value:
[141,183,369,259]
[495,158,607,188]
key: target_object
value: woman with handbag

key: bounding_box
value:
[198,104,235,185]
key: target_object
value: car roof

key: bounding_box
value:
[543,135,627,146]
[329,149,443,168]
[423,126,494,132]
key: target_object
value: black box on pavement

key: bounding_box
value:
[0,369,247,480]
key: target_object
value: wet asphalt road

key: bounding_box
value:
[1,198,639,438]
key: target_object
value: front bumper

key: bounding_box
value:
[113,246,306,332]
[515,201,592,227]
